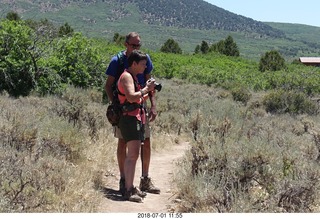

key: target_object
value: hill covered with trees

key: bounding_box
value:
[1,0,320,60]
[1,14,320,98]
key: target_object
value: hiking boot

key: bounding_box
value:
[124,187,143,203]
[119,178,146,198]
[135,187,147,198]
[139,176,161,194]
[119,178,125,196]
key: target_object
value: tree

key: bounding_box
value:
[113,32,125,45]
[6,11,21,21]
[0,20,35,97]
[22,18,62,95]
[224,35,239,57]
[48,33,105,88]
[259,50,286,72]
[210,35,239,57]
[194,45,200,54]
[25,18,58,36]
[200,40,209,54]
[210,40,224,53]
[58,22,74,37]
[160,38,182,54]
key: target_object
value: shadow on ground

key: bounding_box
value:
[102,187,124,202]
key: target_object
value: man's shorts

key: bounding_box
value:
[114,117,150,139]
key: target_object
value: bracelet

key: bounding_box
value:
[140,89,144,96]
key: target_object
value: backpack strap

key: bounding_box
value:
[116,72,143,113]
[111,51,126,98]
[115,51,125,82]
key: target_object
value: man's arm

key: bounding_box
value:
[105,75,115,103]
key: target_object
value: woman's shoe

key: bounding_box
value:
[124,187,143,203]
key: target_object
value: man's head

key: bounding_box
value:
[127,50,147,73]
[125,32,141,55]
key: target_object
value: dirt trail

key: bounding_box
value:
[98,142,190,213]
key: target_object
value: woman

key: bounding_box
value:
[117,50,156,202]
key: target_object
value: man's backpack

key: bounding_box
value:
[106,100,122,126]
[106,52,141,126]
[106,52,125,126]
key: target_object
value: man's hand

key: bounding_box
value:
[148,106,157,122]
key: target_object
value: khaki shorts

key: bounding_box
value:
[114,117,150,139]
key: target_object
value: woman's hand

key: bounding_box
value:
[145,78,156,92]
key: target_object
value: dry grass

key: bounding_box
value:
[0,88,111,212]
[1,79,320,212]
[164,79,320,213]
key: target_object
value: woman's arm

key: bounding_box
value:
[121,73,155,103]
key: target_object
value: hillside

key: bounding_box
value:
[133,0,284,37]
[1,0,320,60]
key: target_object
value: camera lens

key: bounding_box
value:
[154,82,162,92]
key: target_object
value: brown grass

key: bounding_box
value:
[1,79,320,212]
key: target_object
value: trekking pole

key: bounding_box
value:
[140,105,145,177]
[141,140,144,177]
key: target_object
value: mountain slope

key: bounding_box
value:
[0,0,319,60]
[133,0,284,37]
[0,0,283,37]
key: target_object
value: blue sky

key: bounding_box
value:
[204,0,320,27]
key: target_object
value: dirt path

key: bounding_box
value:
[98,141,190,213]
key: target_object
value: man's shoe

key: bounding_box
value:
[119,178,125,196]
[139,176,161,194]
[124,187,143,203]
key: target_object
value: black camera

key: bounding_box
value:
[154,82,162,92]
[148,78,162,92]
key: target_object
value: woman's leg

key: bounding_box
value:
[124,139,141,191]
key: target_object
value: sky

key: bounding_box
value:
[204,0,320,27]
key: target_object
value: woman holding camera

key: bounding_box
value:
[117,50,156,202]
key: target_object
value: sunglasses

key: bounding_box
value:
[127,42,142,49]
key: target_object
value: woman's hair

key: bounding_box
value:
[127,50,148,67]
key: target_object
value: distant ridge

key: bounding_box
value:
[1,0,320,59]
[133,0,284,37]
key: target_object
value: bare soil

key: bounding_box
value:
[98,142,190,213]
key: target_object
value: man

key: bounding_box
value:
[105,32,160,195]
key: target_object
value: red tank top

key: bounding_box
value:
[117,71,146,124]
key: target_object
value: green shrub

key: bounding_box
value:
[263,90,318,115]
[160,38,182,54]
[259,50,286,72]
[231,86,252,105]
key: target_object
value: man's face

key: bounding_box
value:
[125,36,141,54]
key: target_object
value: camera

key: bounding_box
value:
[148,78,162,92]
[154,82,162,92]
